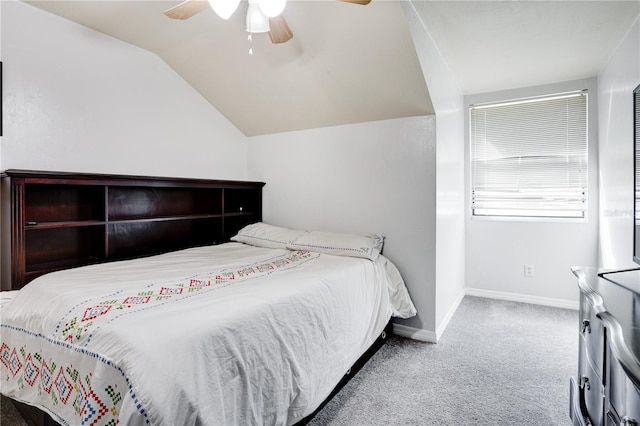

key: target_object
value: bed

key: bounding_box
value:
[0,171,416,426]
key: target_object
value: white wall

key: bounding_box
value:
[0,0,250,289]
[465,79,599,308]
[598,16,640,269]
[247,2,468,341]
[1,0,247,179]
[402,1,466,338]
[247,116,438,334]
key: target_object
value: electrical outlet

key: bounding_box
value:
[524,264,534,277]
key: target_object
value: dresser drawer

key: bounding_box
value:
[608,355,640,425]
[580,352,605,425]
[580,295,605,378]
[570,377,590,426]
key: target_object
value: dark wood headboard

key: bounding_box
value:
[1,170,265,290]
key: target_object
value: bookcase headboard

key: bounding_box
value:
[1,170,264,290]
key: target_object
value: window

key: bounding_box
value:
[470,91,588,219]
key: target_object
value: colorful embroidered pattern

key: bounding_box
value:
[54,250,316,346]
[1,337,126,426]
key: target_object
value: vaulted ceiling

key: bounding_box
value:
[23,0,640,137]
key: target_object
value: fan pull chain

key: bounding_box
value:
[248,33,254,55]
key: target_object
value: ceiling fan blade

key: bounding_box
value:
[337,0,372,4]
[268,16,293,44]
[164,0,209,20]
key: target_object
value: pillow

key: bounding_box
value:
[231,222,306,249]
[286,230,384,261]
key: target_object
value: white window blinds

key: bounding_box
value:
[470,91,588,219]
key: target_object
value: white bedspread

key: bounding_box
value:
[0,243,415,425]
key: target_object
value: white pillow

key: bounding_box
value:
[287,231,384,261]
[231,222,306,249]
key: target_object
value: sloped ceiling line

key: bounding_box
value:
[23,0,640,136]
[25,0,434,137]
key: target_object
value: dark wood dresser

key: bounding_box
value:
[570,267,640,426]
[1,170,264,290]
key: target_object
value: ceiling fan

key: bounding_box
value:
[164,0,371,45]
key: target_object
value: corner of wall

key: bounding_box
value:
[401,0,466,336]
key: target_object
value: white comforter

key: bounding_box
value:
[0,243,415,425]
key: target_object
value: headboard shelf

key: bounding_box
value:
[108,214,224,224]
[1,170,264,290]
[26,220,106,229]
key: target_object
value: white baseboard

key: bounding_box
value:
[465,287,579,310]
[393,287,465,343]
[393,288,576,344]
[393,323,438,343]
[434,288,465,341]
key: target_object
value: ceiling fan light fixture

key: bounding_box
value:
[246,2,270,33]
[208,0,240,20]
[257,0,286,18]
